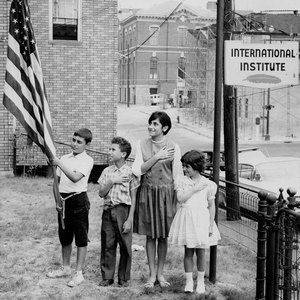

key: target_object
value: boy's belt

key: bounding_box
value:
[58,192,82,221]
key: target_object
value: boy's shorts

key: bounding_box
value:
[58,192,90,247]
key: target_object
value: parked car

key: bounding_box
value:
[150,94,161,105]
[205,148,300,211]
[237,153,300,198]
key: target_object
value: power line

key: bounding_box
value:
[233,10,290,36]
[238,84,300,99]
[124,1,185,57]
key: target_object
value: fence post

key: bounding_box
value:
[283,189,297,300]
[256,191,268,300]
[265,193,278,300]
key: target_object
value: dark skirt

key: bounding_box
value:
[133,183,177,239]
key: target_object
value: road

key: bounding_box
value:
[117,105,300,158]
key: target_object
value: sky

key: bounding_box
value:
[118,0,300,12]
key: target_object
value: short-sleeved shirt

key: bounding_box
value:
[57,151,94,193]
[97,163,139,209]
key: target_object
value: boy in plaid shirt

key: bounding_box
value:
[98,137,139,287]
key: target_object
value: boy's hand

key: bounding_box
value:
[122,219,132,234]
[155,146,175,161]
[111,174,130,185]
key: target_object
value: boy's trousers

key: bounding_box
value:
[101,204,132,282]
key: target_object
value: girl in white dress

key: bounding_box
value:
[169,150,220,294]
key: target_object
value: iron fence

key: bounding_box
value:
[214,175,300,300]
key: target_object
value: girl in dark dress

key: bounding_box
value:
[132,111,182,288]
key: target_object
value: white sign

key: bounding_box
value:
[224,41,299,88]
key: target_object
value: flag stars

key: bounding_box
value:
[14,29,19,34]
[13,19,18,24]
[11,8,16,13]
[23,25,28,31]
[25,16,29,22]
[23,36,28,41]
[30,39,35,44]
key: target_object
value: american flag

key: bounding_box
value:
[3,0,56,159]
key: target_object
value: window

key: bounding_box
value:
[149,25,159,46]
[50,0,82,41]
[178,56,186,79]
[178,26,187,46]
[150,56,158,79]
[238,164,255,180]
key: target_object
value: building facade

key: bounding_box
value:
[118,2,216,106]
[0,0,118,172]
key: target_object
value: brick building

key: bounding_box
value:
[118,1,216,106]
[0,0,118,173]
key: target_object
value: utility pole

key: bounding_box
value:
[223,0,240,221]
[262,90,265,137]
[209,0,224,284]
[286,86,291,137]
[127,45,130,108]
[265,88,270,140]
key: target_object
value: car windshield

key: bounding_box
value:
[256,160,300,180]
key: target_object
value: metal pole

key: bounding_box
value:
[265,88,270,140]
[223,0,240,221]
[234,87,239,185]
[283,214,293,300]
[209,0,224,284]
[265,194,277,300]
[127,45,130,108]
[262,90,265,137]
[286,86,291,137]
[256,191,268,300]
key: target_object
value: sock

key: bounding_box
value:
[63,265,71,270]
[197,271,205,284]
[184,272,193,292]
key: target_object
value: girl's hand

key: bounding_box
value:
[155,146,175,161]
[194,183,208,192]
[209,224,213,236]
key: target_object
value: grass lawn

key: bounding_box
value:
[0,175,256,299]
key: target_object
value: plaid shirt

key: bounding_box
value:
[98,163,139,209]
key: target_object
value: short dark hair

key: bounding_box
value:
[74,128,92,144]
[111,136,132,160]
[181,150,206,173]
[148,111,172,135]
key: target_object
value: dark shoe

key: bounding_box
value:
[118,280,130,287]
[99,279,114,286]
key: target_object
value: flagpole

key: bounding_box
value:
[51,164,65,230]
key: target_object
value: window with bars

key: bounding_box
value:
[51,0,81,41]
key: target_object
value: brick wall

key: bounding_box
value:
[119,12,215,105]
[0,0,118,171]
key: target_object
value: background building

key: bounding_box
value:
[0,0,118,173]
[118,1,216,106]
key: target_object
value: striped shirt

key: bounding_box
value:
[98,163,139,209]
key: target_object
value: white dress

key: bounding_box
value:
[169,176,221,248]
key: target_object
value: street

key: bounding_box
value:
[117,104,300,158]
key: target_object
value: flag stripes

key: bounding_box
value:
[3,0,55,159]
